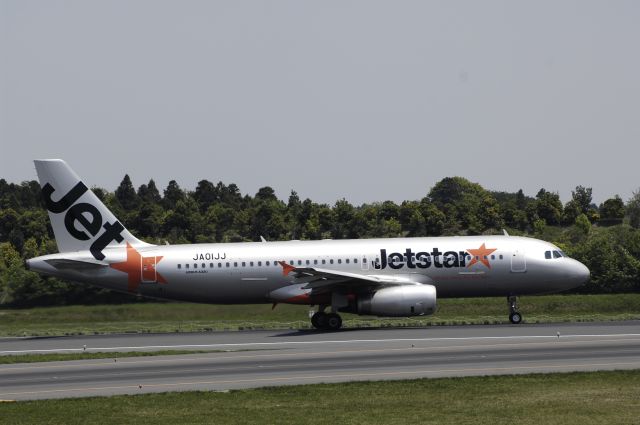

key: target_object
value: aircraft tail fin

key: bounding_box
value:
[34,159,151,259]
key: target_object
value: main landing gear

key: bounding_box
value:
[310,309,343,331]
[508,295,523,324]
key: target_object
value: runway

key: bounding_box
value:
[1,321,640,400]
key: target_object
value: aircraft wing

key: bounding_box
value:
[278,261,430,292]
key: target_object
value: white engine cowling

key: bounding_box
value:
[357,284,437,317]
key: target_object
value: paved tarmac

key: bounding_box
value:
[1,321,639,400]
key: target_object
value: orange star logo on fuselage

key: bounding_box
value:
[110,243,167,292]
[466,243,497,269]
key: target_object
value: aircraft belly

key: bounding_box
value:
[435,269,571,298]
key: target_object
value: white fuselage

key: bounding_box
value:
[26,159,592,326]
[28,235,589,304]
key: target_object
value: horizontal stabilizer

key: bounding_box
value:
[44,258,110,271]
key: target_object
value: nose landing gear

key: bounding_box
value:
[508,296,523,324]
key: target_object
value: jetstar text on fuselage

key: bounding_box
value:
[375,246,497,270]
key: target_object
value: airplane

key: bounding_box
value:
[26,159,590,330]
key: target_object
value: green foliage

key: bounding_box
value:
[331,199,355,239]
[493,189,534,231]
[429,176,503,234]
[137,179,162,204]
[535,189,563,225]
[627,189,640,229]
[162,180,185,210]
[2,173,640,307]
[567,226,640,292]
[599,195,625,226]
[575,213,591,235]
[115,174,139,210]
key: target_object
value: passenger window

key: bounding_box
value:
[250,261,254,267]
[177,264,182,269]
[354,258,358,263]
[194,263,197,269]
[330,259,334,264]
[226,262,230,267]
[210,263,214,268]
[266,261,270,266]
[314,260,318,265]
[499,255,503,260]
[218,263,222,268]
[186,264,189,269]
[202,263,206,268]
[234,262,238,267]
[491,255,495,260]
[306,260,310,265]
[322,259,326,264]
[298,260,302,265]
[346,259,350,264]
[553,251,562,259]
[545,251,552,259]
[338,259,342,264]
[242,262,246,267]
[258,261,262,266]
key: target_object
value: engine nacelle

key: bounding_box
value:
[357,284,437,317]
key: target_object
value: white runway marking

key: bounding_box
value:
[2,333,640,355]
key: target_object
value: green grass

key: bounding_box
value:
[1,370,639,424]
[1,294,639,337]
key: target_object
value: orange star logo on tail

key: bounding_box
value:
[466,243,497,269]
[110,243,167,292]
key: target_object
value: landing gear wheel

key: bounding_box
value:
[507,295,522,325]
[311,312,328,330]
[509,312,522,324]
[326,313,343,330]
[311,311,342,330]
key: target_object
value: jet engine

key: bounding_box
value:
[357,284,437,317]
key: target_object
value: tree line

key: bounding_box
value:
[1,175,640,307]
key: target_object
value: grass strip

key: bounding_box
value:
[1,293,639,337]
[1,370,639,424]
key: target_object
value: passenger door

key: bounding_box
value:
[510,250,527,273]
[141,257,158,283]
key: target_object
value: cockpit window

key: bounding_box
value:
[545,251,551,259]
[553,250,562,258]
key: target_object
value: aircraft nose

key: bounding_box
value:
[570,260,590,285]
